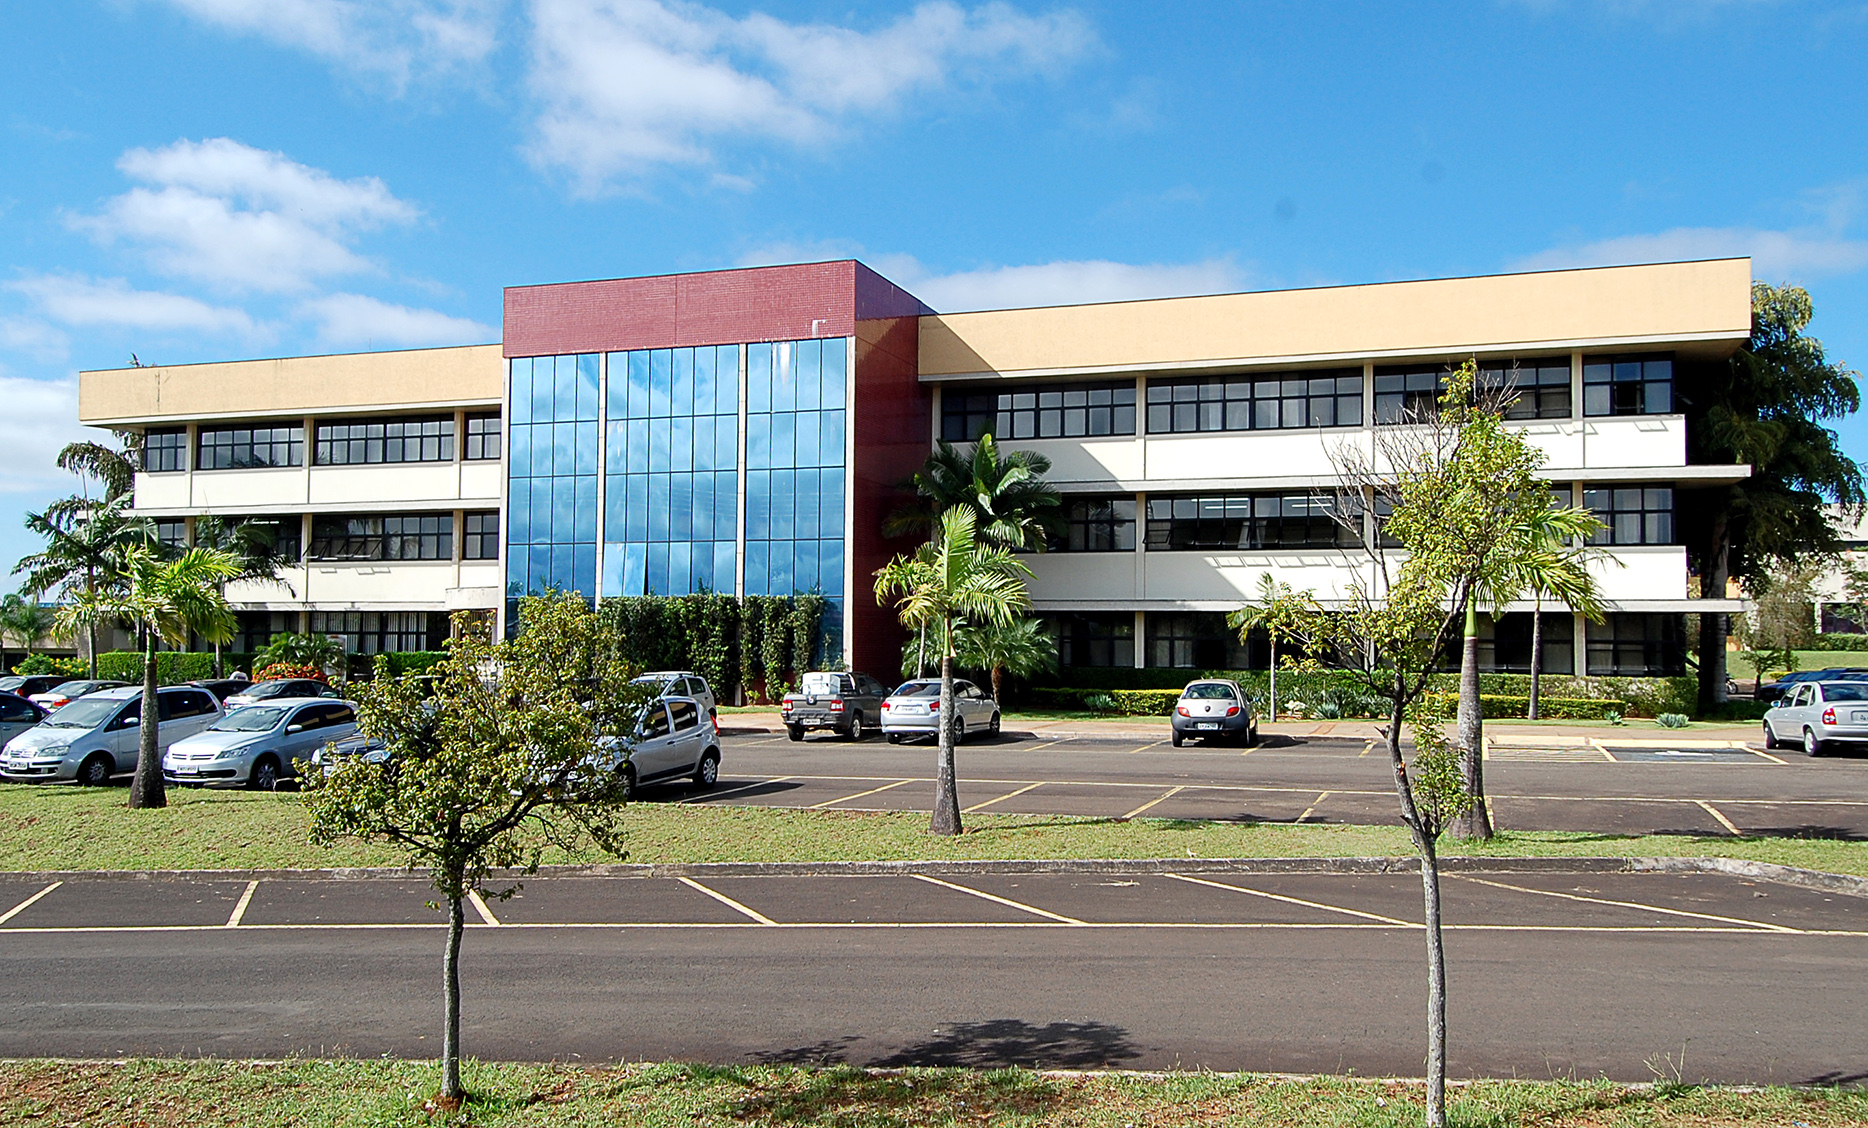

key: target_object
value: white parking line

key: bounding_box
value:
[7,920,1853,935]
[1166,873,1417,927]
[1696,799,1743,836]
[807,778,914,809]
[676,876,777,925]
[225,881,259,928]
[1449,875,1800,932]
[466,889,501,926]
[1121,785,1185,819]
[909,874,1085,924]
[0,882,61,926]
[962,781,1046,814]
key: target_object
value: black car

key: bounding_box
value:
[1755,667,1868,702]
[187,678,261,702]
[0,675,64,699]
[0,691,47,746]
[224,678,345,707]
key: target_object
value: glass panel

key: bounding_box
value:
[530,361,553,423]
[669,474,692,541]
[714,541,738,594]
[771,341,795,412]
[796,467,820,540]
[821,338,846,408]
[745,471,770,539]
[577,354,600,421]
[716,345,739,415]
[717,414,739,469]
[771,412,795,469]
[821,410,845,467]
[625,475,648,542]
[649,419,670,473]
[795,409,821,467]
[508,423,531,478]
[510,359,532,426]
[693,346,715,416]
[648,474,670,541]
[575,421,598,476]
[628,351,650,420]
[745,540,768,596]
[574,477,597,544]
[649,349,672,417]
[770,468,795,539]
[746,414,769,469]
[716,470,738,539]
[768,539,793,594]
[670,416,692,473]
[796,339,821,412]
[672,348,693,418]
[529,480,552,543]
[692,472,714,541]
[552,355,576,422]
[820,467,845,539]
[747,343,771,413]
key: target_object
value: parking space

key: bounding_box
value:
[493,877,755,925]
[239,879,440,926]
[0,878,248,929]
[1490,797,1735,837]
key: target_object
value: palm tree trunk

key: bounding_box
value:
[931,652,961,835]
[1454,603,1491,839]
[1268,635,1278,721]
[991,662,1004,705]
[129,626,165,810]
[442,887,465,1100]
[1527,600,1543,720]
[1420,837,1449,1128]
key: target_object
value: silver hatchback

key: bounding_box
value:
[1764,680,1868,756]
[164,699,360,788]
[1171,679,1258,747]
[881,679,1000,743]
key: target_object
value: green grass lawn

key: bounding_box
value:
[3,783,1866,876]
[0,1059,1861,1127]
[1731,650,1868,680]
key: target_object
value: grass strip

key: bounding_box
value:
[0,1059,1863,1127]
[4,783,1868,876]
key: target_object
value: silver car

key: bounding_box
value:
[165,699,360,789]
[592,695,721,799]
[1171,679,1258,747]
[632,671,718,718]
[881,679,1000,744]
[1,685,222,785]
[1763,679,1868,756]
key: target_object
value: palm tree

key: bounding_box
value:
[55,437,140,503]
[59,546,241,809]
[192,515,297,677]
[1228,574,1315,722]
[15,497,157,677]
[956,616,1058,704]
[0,593,57,674]
[874,507,1034,835]
[884,435,1065,551]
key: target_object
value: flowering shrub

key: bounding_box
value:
[255,662,328,684]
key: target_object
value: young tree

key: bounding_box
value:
[884,434,1065,551]
[0,593,55,673]
[1227,574,1313,721]
[15,497,157,677]
[304,595,647,1104]
[1678,282,1864,710]
[57,546,241,809]
[874,507,1034,835]
[192,515,297,677]
[956,615,1058,703]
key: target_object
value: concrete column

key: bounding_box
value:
[1133,610,1146,669]
[1573,612,1589,677]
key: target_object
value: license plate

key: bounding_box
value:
[1854,711,1868,724]
[1194,722,1219,731]
[6,762,24,772]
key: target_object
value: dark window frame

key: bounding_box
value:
[465,412,502,460]
[1052,496,1137,552]
[1145,493,1357,551]
[197,425,304,471]
[463,511,499,561]
[1583,354,1673,417]
[142,429,187,473]
[315,416,455,466]
[308,513,453,561]
[1477,358,1573,421]
[1583,486,1673,546]
[941,380,1137,442]
[1146,370,1363,434]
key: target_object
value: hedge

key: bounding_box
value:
[1031,682,1630,721]
[381,651,447,676]
[598,593,829,703]
[1803,633,1868,651]
[1423,692,1628,720]
[95,651,216,685]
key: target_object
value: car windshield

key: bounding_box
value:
[240,681,297,699]
[0,678,24,692]
[44,696,129,728]
[50,680,107,695]
[800,673,843,694]
[893,682,939,697]
[210,706,290,732]
[1182,684,1237,700]
[1821,683,1868,702]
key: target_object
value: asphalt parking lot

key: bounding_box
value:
[1,866,1864,1081]
[649,725,1868,839]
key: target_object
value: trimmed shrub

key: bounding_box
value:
[95,650,216,685]
[1804,632,1868,651]
[255,662,328,684]
[1425,691,1627,720]
[382,651,447,677]
[599,593,822,704]
[13,655,88,678]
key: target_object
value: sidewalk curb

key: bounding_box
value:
[6,855,1864,896]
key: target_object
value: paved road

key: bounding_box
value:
[1,866,1863,1083]
[655,727,1868,839]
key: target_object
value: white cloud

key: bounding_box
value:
[298,292,495,347]
[9,274,261,336]
[1513,226,1868,280]
[71,138,419,293]
[0,317,70,364]
[151,0,502,88]
[870,254,1246,312]
[0,376,91,495]
[526,0,1096,189]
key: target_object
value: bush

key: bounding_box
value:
[94,650,216,685]
[1424,692,1628,720]
[255,662,328,684]
[1656,713,1690,728]
[382,651,447,676]
[1804,632,1868,651]
[13,655,88,678]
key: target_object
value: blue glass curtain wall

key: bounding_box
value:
[744,338,846,600]
[603,344,741,596]
[506,355,600,610]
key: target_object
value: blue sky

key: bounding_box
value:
[2,0,1866,578]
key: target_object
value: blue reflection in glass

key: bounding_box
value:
[796,468,819,539]
[626,420,648,475]
[573,544,596,599]
[747,343,771,413]
[745,541,768,595]
[672,348,693,418]
[510,360,532,425]
[531,362,552,423]
[646,542,668,595]
[669,541,692,596]
[821,411,844,466]
[822,467,845,539]
[771,341,795,412]
[670,416,692,473]
[508,487,530,546]
[508,424,531,477]
[715,470,737,535]
[604,476,625,541]
[768,541,793,594]
[819,541,844,596]
[628,351,649,420]
[716,345,738,414]
[797,340,820,412]
[695,417,715,473]
[771,412,795,468]
[694,347,715,416]
[822,339,846,408]
[530,480,552,543]
[794,540,817,592]
[649,349,671,417]
[577,354,600,421]
[606,353,628,419]
[552,478,576,541]
[693,473,713,541]
[553,356,576,422]
[716,416,738,469]
[795,410,820,467]
[670,474,692,541]
[626,474,647,542]
[713,542,737,591]
[649,419,670,473]
[771,468,794,539]
[574,477,596,543]
[575,421,598,476]
[745,470,769,539]
[746,415,769,469]
[528,546,550,594]
[623,543,646,594]
[648,474,670,541]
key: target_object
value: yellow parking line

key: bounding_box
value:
[1122,785,1185,819]
[1128,739,1166,754]
[466,889,501,926]
[0,881,61,926]
[225,880,259,928]
[909,873,1085,924]
[677,876,777,925]
[962,781,1046,813]
[1745,747,1789,765]
[1696,799,1743,836]
[1451,875,1799,932]
[1589,740,1617,762]
[1359,740,1375,757]
[1167,873,1417,927]
[1485,794,1498,830]
[807,778,914,809]
[683,775,794,803]
[1296,791,1330,822]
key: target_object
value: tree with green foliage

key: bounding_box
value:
[304,596,648,1104]
[1679,282,1864,710]
[57,546,240,809]
[192,515,296,677]
[875,507,1034,835]
[0,592,56,674]
[884,434,1065,551]
[1227,574,1314,721]
[15,497,157,678]
[258,631,347,674]
[955,615,1058,703]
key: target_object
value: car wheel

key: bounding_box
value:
[886,732,901,744]
[76,753,113,787]
[1762,721,1782,750]
[248,755,280,791]
[1247,724,1259,747]
[844,713,864,742]
[1804,727,1827,758]
[786,724,804,742]
[692,750,720,789]
[988,712,1000,737]
[1171,731,1184,748]
[617,764,636,802]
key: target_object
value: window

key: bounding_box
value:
[309,610,444,654]
[1477,357,1571,420]
[1374,366,1447,423]
[1145,493,1355,551]
[308,514,452,561]
[941,381,1136,442]
[1474,612,1575,675]
[463,512,499,560]
[1146,370,1362,434]
[509,354,600,612]
[319,703,357,726]
[1584,486,1672,545]
[159,691,216,721]
[142,429,186,473]
[197,425,303,470]
[0,698,36,723]
[641,704,671,739]
[1584,355,1672,416]
[316,416,454,465]
[237,517,301,563]
[669,699,700,731]
[1048,612,1134,668]
[1146,612,1249,669]
[1053,497,1136,552]
[1587,613,1685,676]
[464,413,502,460]
[154,520,188,550]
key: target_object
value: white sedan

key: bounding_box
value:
[881,679,1000,744]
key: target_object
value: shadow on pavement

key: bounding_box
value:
[754,1019,1142,1069]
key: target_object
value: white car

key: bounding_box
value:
[632,671,718,718]
[1763,679,1868,756]
[2,685,223,785]
[591,696,721,798]
[165,699,360,789]
[881,678,1000,744]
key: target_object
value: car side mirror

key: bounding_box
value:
[287,724,305,733]
[122,715,139,727]
[1774,698,1789,709]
